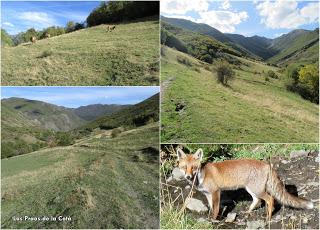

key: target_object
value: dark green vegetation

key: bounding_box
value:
[160,144,319,229]
[1,29,14,47]
[87,1,159,26]
[1,94,159,158]
[1,94,160,228]
[78,94,159,133]
[73,104,129,121]
[2,17,159,86]
[161,17,319,66]
[161,46,318,143]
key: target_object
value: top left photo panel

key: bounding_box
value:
[1,1,160,86]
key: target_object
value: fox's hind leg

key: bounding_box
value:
[245,187,261,212]
[259,192,274,220]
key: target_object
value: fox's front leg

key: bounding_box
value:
[211,190,221,219]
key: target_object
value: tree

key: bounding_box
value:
[66,21,75,33]
[298,64,319,102]
[1,29,14,46]
[215,61,235,85]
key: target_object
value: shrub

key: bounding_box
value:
[38,50,53,58]
[200,54,213,63]
[111,128,122,138]
[176,55,192,66]
[265,76,270,81]
[215,61,235,85]
[267,70,278,79]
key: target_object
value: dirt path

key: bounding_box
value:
[161,76,175,100]
[163,152,319,229]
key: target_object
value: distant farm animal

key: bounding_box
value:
[44,33,51,39]
[30,36,37,43]
[106,25,116,32]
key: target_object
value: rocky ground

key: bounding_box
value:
[161,151,319,229]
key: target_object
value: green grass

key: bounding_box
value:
[161,46,319,143]
[1,17,159,86]
[1,123,159,229]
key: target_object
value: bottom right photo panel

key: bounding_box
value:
[160,144,319,229]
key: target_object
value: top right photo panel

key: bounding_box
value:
[160,0,319,143]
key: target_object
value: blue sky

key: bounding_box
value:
[1,1,101,35]
[1,87,159,108]
[161,0,319,38]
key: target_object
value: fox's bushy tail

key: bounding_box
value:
[266,169,313,209]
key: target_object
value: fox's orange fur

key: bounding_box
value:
[177,148,313,220]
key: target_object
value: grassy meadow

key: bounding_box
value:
[1,123,159,229]
[1,17,159,86]
[161,46,319,143]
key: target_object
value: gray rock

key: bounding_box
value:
[172,168,185,181]
[290,215,297,221]
[306,181,319,187]
[185,185,191,190]
[315,157,319,163]
[166,175,173,183]
[274,214,282,221]
[197,217,210,224]
[246,220,265,229]
[302,217,308,224]
[225,212,237,223]
[281,160,289,164]
[290,150,310,159]
[185,197,208,213]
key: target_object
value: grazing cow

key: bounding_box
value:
[44,32,51,39]
[106,25,116,32]
[30,36,37,43]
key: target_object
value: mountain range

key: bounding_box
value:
[1,94,159,158]
[161,16,319,66]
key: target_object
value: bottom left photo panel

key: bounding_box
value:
[1,86,160,229]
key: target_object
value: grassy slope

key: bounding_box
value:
[1,123,159,229]
[2,98,85,131]
[268,30,319,65]
[161,47,319,143]
[2,17,159,86]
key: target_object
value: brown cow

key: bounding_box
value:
[30,36,37,43]
[106,25,116,32]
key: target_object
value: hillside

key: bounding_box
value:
[79,93,159,132]
[1,17,159,86]
[73,104,129,121]
[1,123,159,228]
[162,22,242,63]
[2,97,85,131]
[161,46,319,142]
[267,28,319,65]
[162,17,319,65]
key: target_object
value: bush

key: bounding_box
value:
[215,61,235,85]
[111,128,122,138]
[267,70,278,79]
[55,132,74,146]
[200,54,213,63]
[38,50,53,58]
[176,56,192,66]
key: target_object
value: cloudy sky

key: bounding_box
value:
[1,87,159,108]
[1,1,100,35]
[161,0,319,38]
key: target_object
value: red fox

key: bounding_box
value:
[176,148,314,220]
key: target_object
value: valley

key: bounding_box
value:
[1,92,160,228]
[160,18,319,143]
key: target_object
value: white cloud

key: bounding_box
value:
[161,0,210,15]
[220,0,231,10]
[256,0,319,29]
[18,12,56,27]
[197,10,248,33]
[3,22,14,27]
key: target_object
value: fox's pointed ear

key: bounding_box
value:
[177,148,186,160]
[193,148,203,160]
